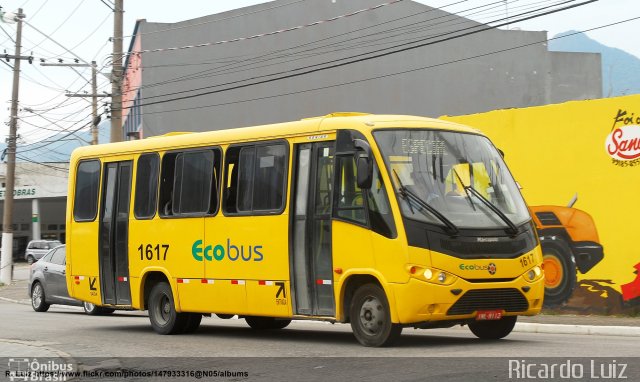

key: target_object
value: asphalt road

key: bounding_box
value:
[1,299,639,381]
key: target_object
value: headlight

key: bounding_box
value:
[527,266,542,281]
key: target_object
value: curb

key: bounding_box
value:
[514,322,640,337]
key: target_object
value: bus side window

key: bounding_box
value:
[224,142,287,215]
[367,166,396,239]
[335,156,367,225]
[134,153,160,219]
[334,157,396,238]
[158,149,217,217]
[173,150,215,215]
[223,149,240,214]
[73,160,101,222]
[159,152,177,217]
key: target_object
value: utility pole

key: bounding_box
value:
[92,61,99,145]
[43,61,108,145]
[1,8,26,285]
[110,0,124,143]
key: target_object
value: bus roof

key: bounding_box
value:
[70,113,481,160]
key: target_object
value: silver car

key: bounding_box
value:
[29,245,114,315]
[24,240,62,264]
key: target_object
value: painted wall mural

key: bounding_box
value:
[442,94,640,315]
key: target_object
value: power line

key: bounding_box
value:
[23,0,83,52]
[133,0,544,96]
[119,0,309,40]
[136,15,638,117]
[120,0,557,99]
[128,0,595,110]
[126,0,479,92]
[131,0,404,55]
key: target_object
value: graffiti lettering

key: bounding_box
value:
[612,108,640,130]
[606,109,640,163]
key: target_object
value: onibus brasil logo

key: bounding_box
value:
[606,109,640,167]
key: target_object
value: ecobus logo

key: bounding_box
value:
[191,239,264,262]
[459,263,497,275]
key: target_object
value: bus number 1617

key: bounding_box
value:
[138,244,170,261]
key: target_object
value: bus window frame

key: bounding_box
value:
[158,146,223,219]
[133,152,161,221]
[222,139,289,217]
[73,158,102,223]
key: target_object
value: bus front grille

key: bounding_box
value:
[446,288,529,316]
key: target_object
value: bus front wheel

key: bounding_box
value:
[349,284,402,347]
[148,282,189,335]
[468,315,517,340]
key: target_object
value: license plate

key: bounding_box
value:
[476,310,503,320]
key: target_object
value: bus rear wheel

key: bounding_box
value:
[468,315,517,340]
[349,284,402,347]
[148,282,189,334]
[245,316,291,330]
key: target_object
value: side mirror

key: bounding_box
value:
[354,139,373,189]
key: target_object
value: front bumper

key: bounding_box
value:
[391,274,544,324]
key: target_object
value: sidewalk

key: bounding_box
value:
[0,278,31,305]
[2,272,639,336]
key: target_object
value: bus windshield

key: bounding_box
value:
[374,129,530,230]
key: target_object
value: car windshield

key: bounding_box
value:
[374,129,530,230]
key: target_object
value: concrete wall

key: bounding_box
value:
[128,0,602,136]
[549,51,602,103]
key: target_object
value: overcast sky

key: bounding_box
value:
[1,0,638,144]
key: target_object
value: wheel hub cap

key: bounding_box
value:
[360,296,384,334]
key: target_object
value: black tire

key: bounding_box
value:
[183,313,203,333]
[26,255,35,265]
[349,284,402,347]
[245,316,291,330]
[541,240,577,307]
[148,282,188,334]
[31,282,50,312]
[83,302,116,315]
[83,302,101,315]
[468,315,517,340]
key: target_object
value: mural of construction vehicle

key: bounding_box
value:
[530,195,605,307]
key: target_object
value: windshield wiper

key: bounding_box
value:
[452,169,519,235]
[392,170,459,236]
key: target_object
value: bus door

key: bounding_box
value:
[291,142,335,316]
[99,161,132,305]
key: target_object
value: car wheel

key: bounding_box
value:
[83,302,103,315]
[148,282,188,335]
[245,316,291,330]
[26,255,35,265]
[31,282,50,312]
[468,315,517,340]
[349,284,402,347]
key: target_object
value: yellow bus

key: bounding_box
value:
[66,113,544,346]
